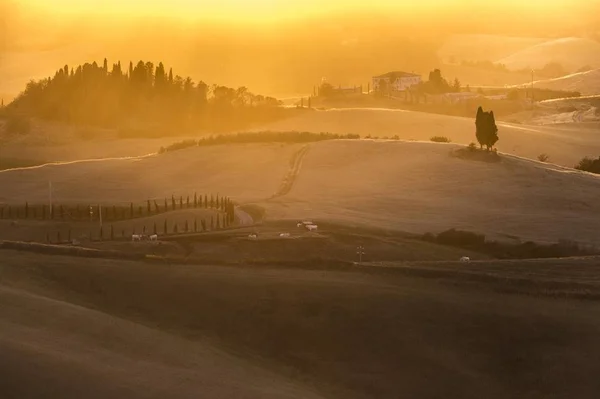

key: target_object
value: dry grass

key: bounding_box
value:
[258,140,600,246]
[3,250,600,399]
[256,108,600,167]
[3,138,600,247]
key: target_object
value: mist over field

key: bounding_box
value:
[3,1,600,399]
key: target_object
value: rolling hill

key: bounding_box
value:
[255,108,600,167]
[2,139,600,246]
[437,34,545,63]
[526,69,600,96]
[3,250,600,399]
[496,37,600,71]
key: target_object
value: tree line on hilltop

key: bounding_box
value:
[3,59,291,136]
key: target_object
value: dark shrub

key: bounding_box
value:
[575,156,600,174]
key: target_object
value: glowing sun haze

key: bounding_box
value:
[21,0,592,21]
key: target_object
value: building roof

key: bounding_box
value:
[373,71,421,79]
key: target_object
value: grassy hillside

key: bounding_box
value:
[2,250,600,399]
[258,140,600,245]
[0,143,301,204]
[2,140,600,246]
[496,37,600,71]
[256,108,600,167]
[524,69,600,96]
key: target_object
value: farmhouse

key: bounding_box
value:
[372,71,421,92]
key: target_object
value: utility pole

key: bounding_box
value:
[531,69,534,110]
[356,245,365,264]
[48,181,52,219]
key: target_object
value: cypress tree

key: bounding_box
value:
[216,215,221,229]
[113,205,117,220]
[57,231,61,243]
[147,200,151,214]
[194,192,198,208]
[194,219,197,232]
[215,194,219,209]
[210,195,214,208]
[174,223,178,233]
[202,219,206,231]
[164,219,168,234]
[210,216,214,230]
[171,196,176,210]
[154,200,160,213]
[187,195,190,208]
[164,198,168,212]
[204,195,208,208]
[185,220,189,232]
[130,202,134,218]
[25,202,29,218]
[42,205,46,219]
[138,205,143,216]
[153,222,157,234]
[143,225,146,234]
[100,226,103,241]
[60,205,64,219]
[180,196,183,209]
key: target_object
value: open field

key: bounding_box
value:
[518,69,600,96]
[2,250,600,399]
[496,37,600,72]
[2,139,600,246]
[256,108,600,167]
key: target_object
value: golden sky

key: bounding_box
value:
[21,0,592,21]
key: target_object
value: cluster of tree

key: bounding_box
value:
[47,212,231,245]
[0,193,235,223]
[419,69,461,94]
[475,106,499,150]
[158,131,361,154]
[422,228,593,259]
[5,59,288,135]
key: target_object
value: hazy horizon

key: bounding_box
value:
[1,0,599,101]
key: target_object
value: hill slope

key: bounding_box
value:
[255,108,600,167]
[496,37,600,71]
[3,250,600,399]
[2,140,600,245]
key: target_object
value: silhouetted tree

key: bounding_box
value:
[475,106,499,150]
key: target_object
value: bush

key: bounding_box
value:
[537,153,549,162]
[158,131,361,154]
[430,136,451,143]
[575,156,600,174]
[467,142,477,152]
[158,139,198,154]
